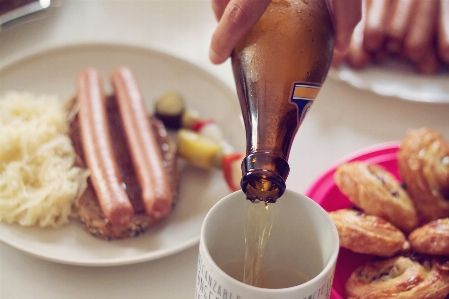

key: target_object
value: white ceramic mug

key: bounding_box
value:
[195,189,339,299]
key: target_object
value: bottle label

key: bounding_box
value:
[289,82,321,126]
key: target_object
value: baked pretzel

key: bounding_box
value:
[334,161,419,233]
[345,255,449,299]
[398,128,449,223]
[409,218,449,256]
[329,209,409,257]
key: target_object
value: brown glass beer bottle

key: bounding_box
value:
[232,0,335,203]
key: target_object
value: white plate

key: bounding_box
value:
[330,61,449,104]
[0,43,245,266]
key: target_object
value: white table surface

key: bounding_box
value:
[1,1,448,299]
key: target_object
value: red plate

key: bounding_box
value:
[305,142,401,299]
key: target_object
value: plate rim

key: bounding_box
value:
[0,41,233,94]
[0,42,239,267]
[329,66,449,104]
[0,227,201,266]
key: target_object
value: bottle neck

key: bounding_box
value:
[240,153,289,203]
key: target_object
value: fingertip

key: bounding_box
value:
[209,47,227,64]
[209,0,271,65]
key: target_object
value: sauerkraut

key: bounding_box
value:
[0,92,89,228]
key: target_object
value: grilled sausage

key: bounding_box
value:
[363,0,391,52]
[111,67,173,220]
[77,68,134,226]
[346,2,371,69]
[437,0,449,63]
[416,46,440,74]
[386,0,416,53]
[404,0,439,63]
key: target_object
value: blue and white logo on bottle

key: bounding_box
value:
[289,82,321,126]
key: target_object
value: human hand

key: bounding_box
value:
[209,0,362,64]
